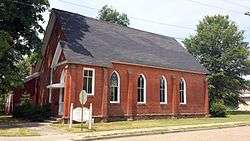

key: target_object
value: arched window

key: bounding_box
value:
[179,78,187,104]
[137,74,146,103]
[110,71,120,103]
[160,76,167,104]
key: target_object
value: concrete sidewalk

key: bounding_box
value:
[0,122,249,141]
[0,122,77,141]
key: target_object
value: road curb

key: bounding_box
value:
[75,123,249,141]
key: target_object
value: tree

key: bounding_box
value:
[98,5,130,26]
[183,15,250,111]
[0,0,49,111]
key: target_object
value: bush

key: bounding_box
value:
[13,103,51,122]
[210,101,228,117]
[13,92,51,122]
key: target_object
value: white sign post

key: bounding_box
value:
[69,90,93,131]
[79,90,87,131]
[88,103,92,130]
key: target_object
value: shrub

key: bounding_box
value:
[210,101,228,117]
[13,103,51,122]
[13,92,51,122]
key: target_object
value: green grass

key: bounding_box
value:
[0,115,39,136]
[0,128,39,137]
[53,114,250,133]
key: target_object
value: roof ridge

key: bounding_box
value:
[52,8,177,41]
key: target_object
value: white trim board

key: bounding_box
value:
[51,42,62,68]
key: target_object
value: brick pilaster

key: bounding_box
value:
[63,65,71,118]
[204,78,209,115]
[171,75,177,116]
[101,68,109,120]
[126,69,135,119]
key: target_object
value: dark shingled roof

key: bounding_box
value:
[53,8,208,74]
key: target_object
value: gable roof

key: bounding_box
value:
[52,8,208,74]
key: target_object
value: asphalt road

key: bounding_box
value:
[95,126,250,141]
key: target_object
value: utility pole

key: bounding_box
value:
[245,11,250,16]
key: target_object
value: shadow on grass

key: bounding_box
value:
[0,115,45,130]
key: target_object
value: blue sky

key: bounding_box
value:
[43,0,250,43]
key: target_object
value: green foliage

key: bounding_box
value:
[0,31,13,59]
[183,15,250,112]
[210,101,227,117]
[16,53,41,80]
[0,94,6,114]
[98,5,130,26]
[13,92,51,122]
[0,0,49,109]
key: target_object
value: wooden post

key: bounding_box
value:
[88,103,93,130]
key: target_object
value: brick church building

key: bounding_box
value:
[14,9,209,121]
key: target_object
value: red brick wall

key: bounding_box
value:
[63,64,106,118]
[65,62,208,119]
[13,78,38,107]
[37,18,65,107]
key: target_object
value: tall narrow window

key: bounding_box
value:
[110,71,120,103]
[137,74,146,103]
[160,76,167,104]
[179,78,186,104]
[83,68,95,95]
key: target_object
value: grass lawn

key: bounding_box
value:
[0,128,39,137]
[0,116,39,136]
[53,114,250,133]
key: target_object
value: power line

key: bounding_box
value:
[129,17,195,30]
[57,0,195,30]
[7,0,249,16]
[3,0,189,40]
[57,0,188,40]
[185,0,245,15]
[222,0,250,10]
[57,0,98,10]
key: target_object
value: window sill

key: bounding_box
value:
[180,103,187,105]
[160,102,167,105]
[87,94,94,96]
[110,101,120,104]
[137,102,146,105]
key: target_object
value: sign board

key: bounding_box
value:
[79,90,87,105]
[72,107,90,122]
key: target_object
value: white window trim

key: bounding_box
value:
[110,71,120,103]
[180,78,187,105]
[51,42,62,69]
[48,91,52,103]
[160,76,167,104]
[60,70,65,84]
[137,74,146,104]
[83,68,95,96]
